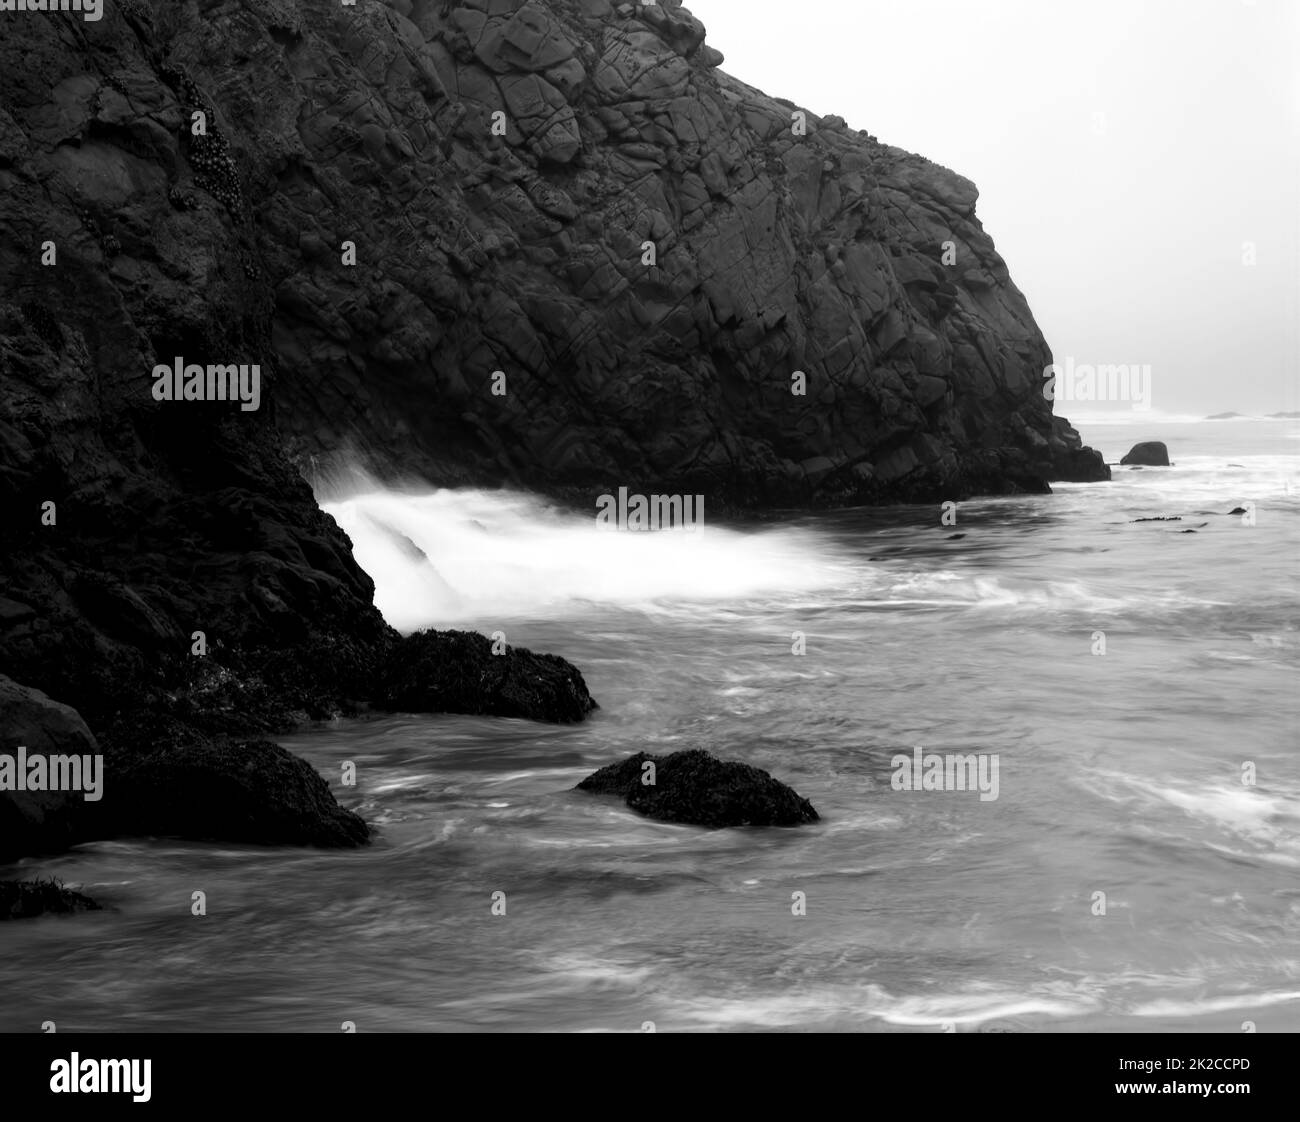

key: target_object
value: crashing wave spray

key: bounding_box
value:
[315,470,848,631]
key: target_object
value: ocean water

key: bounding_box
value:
[3,418,1297,1033]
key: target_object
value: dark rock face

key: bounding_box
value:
[0,676,102,862]
[0,674,369,857]
[96,736,370,848]
[1,0,1103,527]
[382,630,597,723]
[1120,441,1171,466]
[577,748,819,827]
[0,878,101,920]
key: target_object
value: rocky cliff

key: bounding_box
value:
[3,0,1106,519]
[1,1,1105,856]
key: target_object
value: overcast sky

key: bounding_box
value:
[690,0,1300,417]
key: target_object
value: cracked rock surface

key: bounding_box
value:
[1,0,1104,526]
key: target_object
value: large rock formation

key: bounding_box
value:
[1,1,1098,856]
[1,0,1104,521]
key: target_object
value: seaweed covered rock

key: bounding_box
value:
[0,878,101,920]
[381,629,597,723]
[578,748,818,827]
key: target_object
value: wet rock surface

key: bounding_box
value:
[0,676,103,862]
[1120,441,1171,466]
[578,748,820,827]
[96,735,372,848]
[382,629,598,723]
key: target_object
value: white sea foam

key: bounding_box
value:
[872,988,1095,1025]
[318,480,1230,629]
[882,571,1215,615]
[1079,769,1300,866]
[670,981,1097,1028]
[1100,454,1300,502]
[318,473,848,629]
[1132,990,1300,1017]
[1069,411,1300,427]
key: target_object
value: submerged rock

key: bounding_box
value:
[1120,441,1171,466]
[577,748,818,827]
[381,629,597,723]
[0,878,101,920]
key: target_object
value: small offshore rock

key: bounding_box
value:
[577,748,818,827]
[1120,441,1171,466]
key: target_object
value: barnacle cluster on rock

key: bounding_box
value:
[188,127,244,215]
[159,63,245,218]
[74,205,118,258]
